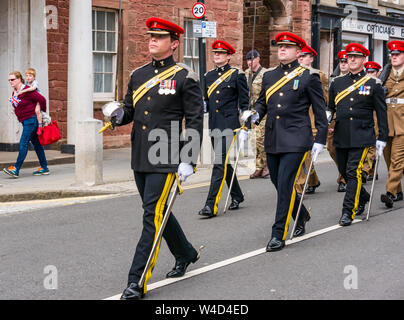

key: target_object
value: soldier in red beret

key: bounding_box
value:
[243,32,328,251]
[328,43,388,226]
[380,40,404,208]
[364,61,382,77]
[198,40,249,217]
[113,17,204,300]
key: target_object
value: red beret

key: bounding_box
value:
[337,50,348,61]
[212,40,235,55]
[345,43,370,57]
[275,32,307,49]
[300,45,317,57]
[146,17,184,39]
[387,40,404,54]
[364,61,382,71]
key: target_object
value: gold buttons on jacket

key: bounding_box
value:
[142,125,147,130]
[279,92,283,96]
[147,97,151,101]
[350,117,353,120]
[350,98,354,101]
[216,109,219,113]
[144,111,149,115]
[216,100,219,103]
[349,107,352,111]
[277,104,281,108]
[276,115,280,119]
[216,90,220,94]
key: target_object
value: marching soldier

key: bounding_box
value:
[243,32,328,251]
[295,45,327,195]
[198,40,250,218]
[328,43,388,226]
[244,49,269,179]
[328,50,349,192]
[362,61,383,183]
[380,40,404,208]
[111,17,204,299]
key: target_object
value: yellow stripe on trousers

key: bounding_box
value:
[213,134,237,215]
[282,151,309,241]
[351,148,369,220]
[143,173,175,293]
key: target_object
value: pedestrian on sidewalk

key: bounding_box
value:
[3,71,49,178]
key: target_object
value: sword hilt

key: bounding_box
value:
[98,121,113,133]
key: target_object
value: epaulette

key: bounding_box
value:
[304,66,320,75]
[263,66,276,75]
[204,68,215,77]
[374,77,382,85]
[232,67,244,75]
[176,63,199,82]
[129,62,149,77]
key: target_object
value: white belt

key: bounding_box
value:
[386,98,404,104]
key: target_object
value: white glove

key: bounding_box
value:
[311,143,324,163]
[241,110,259,124]
[238,129,249,150]
[376,140,386,157]
[177,163,194,182]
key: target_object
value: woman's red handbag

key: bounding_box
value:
[38,121,61,146]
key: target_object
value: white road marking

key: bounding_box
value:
[104,219,362,300]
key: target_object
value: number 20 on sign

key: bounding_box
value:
[192,3,206,19]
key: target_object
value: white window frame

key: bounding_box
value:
[183,19,200,78]
[92,8,118,102]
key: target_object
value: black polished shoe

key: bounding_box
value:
[293,213,311,237]
[198,205,215,218]
[166,251,201,278]
[394,192,403,202]
[306,182,320,195]
[337,182,347,193]
[266,237,285,252]
[356,192,370,216]
[228,198,244,211]
[120,283,144,300]
[381,192,394,208]
[339,213,353,226]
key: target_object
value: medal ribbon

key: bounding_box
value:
[132,65,183,108]
[265,66,306,103]
[334,75,371,106]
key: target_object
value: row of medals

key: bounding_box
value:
[158,80,176,95]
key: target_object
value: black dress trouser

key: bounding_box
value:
[336,147,370,219]
[205,135,244,215]
[267,152,310,240]
[128,172,197,292]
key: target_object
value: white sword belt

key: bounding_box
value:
[386,98,404,105]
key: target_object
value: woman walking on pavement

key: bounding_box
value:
[3,71,49,178]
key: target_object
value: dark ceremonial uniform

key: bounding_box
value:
[199,40,249,217]
[117,18,204,299]
[328,59,388,225]
[254,58,328,243]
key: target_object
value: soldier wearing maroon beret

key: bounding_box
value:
[243,32,328,251]
[114,17,204,300]
[198,40,249,218]
[328,43,388,226]
[380,40,404,208]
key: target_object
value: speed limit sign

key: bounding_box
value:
[192,3,206,19]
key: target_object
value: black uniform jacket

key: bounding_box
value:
[120,55,204,173]
[254,60,328,154]
[204,64,249,132]
[328,70,388,148]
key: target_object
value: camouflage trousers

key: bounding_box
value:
[253,115,267,170]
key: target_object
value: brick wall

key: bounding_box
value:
[46,0,69,141]
[243,0,312,69]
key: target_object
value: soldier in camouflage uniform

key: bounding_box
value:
[244,50,269,179]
